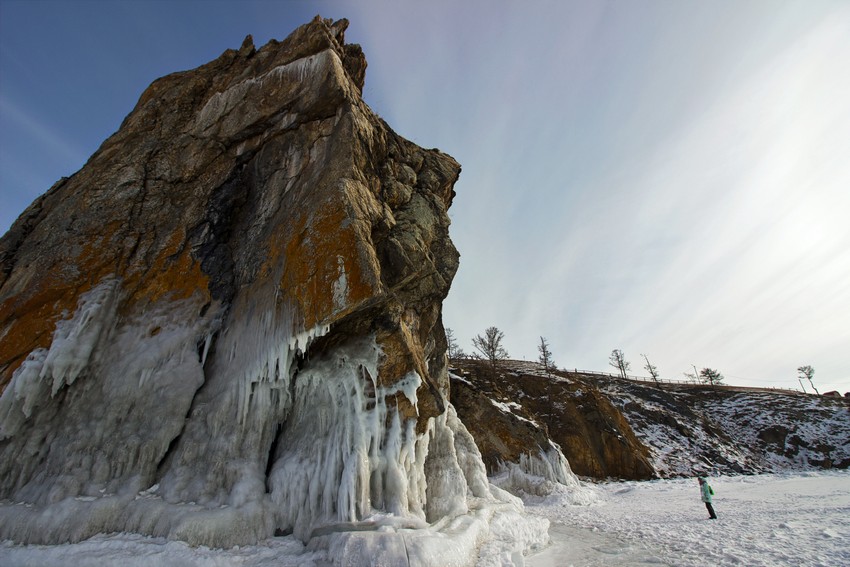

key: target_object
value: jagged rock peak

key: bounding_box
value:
[239,34,255,57]
[0,17,518,558]
[215,16,366,92]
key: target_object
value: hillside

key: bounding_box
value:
[450,359,850,480]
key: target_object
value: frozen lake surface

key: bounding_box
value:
[2,471,847,566]
[525,470,850,567]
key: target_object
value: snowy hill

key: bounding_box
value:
[450,360,850,479]
[599,377,850,476]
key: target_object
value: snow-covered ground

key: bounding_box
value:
[525,471,850,567]
[2,471,847,566]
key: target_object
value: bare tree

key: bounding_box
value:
[683,364,700,384]
[609,349,630,379]
[699,367,724,386]
[472,327,509,374]
[641,354,660,386]
[445,328,466,360]
[538,336,556,377]
[797,365,818,395]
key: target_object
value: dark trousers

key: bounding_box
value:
[705,502,717,519]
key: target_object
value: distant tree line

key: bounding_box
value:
[445,328,823,394]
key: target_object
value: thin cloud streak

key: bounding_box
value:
[350,2,850,391]
[0,96,89,231]
[557,9,850,387]
[0,97,87,167]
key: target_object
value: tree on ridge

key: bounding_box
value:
[538,336,556,377]
[609,349,630,379]
[446,327,466,360]
[797,365,818,395]
[699,367,724,386]
[473,326,509,375]
[641,354,660,386]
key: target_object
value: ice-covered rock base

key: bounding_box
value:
[492,443,601,508]
[0,496,548,567]
[0,283,548,564]
[0,434,547,567]
[317,495,548,567]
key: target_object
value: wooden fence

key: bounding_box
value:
[566,368,801,394]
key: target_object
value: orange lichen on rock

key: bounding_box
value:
[0,283,76,391]
[126,230,211,307]
[278,198,378,329]
[0,223,212,393]
[0,238,116,392]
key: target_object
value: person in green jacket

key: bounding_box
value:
[698,476,717,519]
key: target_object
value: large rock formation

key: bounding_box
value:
[450,360,655,481]
[0,17,546,561]
[450,359,849,481]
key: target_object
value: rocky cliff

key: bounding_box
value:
[451,361,655,481]
[0,18,547,561]
[597,376,850,476]
[450,359,850,481]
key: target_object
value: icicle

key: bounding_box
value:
[228,306,330,427]
[138,367,154,389]
[391,371,422,416]
[0,350,48,439]
[267,336,437,541]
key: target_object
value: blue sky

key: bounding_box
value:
[2,1,849,393]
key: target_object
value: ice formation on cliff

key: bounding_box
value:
[0,279,121,439]
[268,337,426,540]
[492,442,599,506]
[0,277,551,564]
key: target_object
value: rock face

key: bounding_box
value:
[0,18,526,553]
[451,361,655,480]
[450,360,850,480]
[597,378,850,476]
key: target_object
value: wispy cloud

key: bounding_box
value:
[556,9,850,386]
[349,2,850,391]
[0,96,87,167]
[0,96,90,233]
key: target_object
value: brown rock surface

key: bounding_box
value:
[451,360,849,481]
[0,17,469,547]
[450,360,655,480]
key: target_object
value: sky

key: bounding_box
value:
[1,0,849,393]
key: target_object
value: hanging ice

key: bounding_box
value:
[0,284,551,564]
[491,441,600,507]
[0,279,120,439]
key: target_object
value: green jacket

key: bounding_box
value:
[700,480,714,503]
